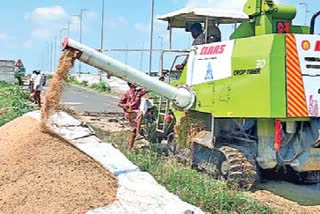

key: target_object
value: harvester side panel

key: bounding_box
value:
[189,34,286,118]
[231,34,286,118]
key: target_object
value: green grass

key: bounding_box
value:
[90,81,111,92]
[93,127,279,214]
[46,74,53,80]
[0,81,33,126]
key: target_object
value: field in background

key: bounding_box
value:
[0,81,33,126]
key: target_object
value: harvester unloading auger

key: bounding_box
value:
[62,38,195,110]
[63,0,320,189]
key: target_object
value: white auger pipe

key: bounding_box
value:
[62,38,195,110]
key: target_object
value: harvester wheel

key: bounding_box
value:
[218,146,259,190]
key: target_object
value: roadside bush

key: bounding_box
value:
[80,80,88,87]
[90,82,111,92]
[67,76,112,94]
[67,76,80,85]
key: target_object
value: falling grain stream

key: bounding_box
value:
[41,50,78,129]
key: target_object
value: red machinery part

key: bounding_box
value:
[165,114,173,123]
[274,120,282,151]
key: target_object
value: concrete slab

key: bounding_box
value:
[73,135,101,144]
[49,112,82,126]
[51,126,93,140]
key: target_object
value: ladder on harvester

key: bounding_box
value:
[156,96,170,133]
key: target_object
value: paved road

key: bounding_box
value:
[61,84,122,113]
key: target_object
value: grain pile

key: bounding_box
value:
[0,116,118,214]
[41,50,77,129]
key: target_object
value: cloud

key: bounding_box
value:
[86,11,98,20]
[25,6,98,40]
[69,16,80,33]
[186,0,283,11]
[31,29,51,39]
[25,6,68,25]
[186,0,247,11]
[135,17,167,34]
[134,23,149,33]
[0,33,7,40]
[24,40,33,49]
[25,6,70,40]
[107,16,128,28]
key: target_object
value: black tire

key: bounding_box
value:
[218,146,260,190]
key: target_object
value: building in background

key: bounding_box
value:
[0,60,15,84]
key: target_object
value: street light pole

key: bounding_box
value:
[54,36,57,70]
[148,0,155,76]
[78,9,89,77]
[67,21,71,37]
[158,36,163,50]
[158,36,163,70]
[100,0,105,81]
[60,28,68,45]
[299,2,310,25]
[50,40,53,72]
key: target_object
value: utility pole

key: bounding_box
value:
[79,9,89,77]
[67,21,71,37]
[47,42,50,72]
[158,36,163,50]
[72,14,81,76]
[148,0,155,76]
[60,28,68,45]
[158,36,163,71]
[125,43,128,65]
[54,36,57,70]
[299,2,310,25]
[100,0,105,81]
[50,40,53,72]
[140,42,145,71]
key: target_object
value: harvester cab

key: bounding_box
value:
[157,7,248,81]
[62,0,320,189]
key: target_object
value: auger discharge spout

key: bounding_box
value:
[62,38,195,110]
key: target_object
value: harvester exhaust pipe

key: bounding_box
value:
[310,10,320,34]
[62,38,195,110]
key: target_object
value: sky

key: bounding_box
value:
[0,0,319,74]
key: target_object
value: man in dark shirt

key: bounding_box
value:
[190,23,206,46]
[119,82,148,149]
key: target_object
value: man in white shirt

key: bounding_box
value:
[33,71,45,107]
[29,70,37,92]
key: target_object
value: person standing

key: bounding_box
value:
[28,70,38,102]
[119,82,148,150]
[33,71,45,108]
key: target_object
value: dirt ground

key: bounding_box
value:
[77,111,129,133]
[248,189,320,214]
[0,116,118,214]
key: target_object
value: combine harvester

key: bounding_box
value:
[62,0,320,189]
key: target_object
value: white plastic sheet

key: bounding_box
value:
[25,111,204,214]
